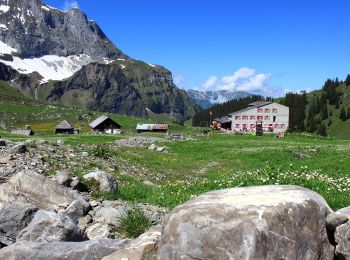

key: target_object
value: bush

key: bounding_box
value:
[90,145,113,159]
[115,208,151,238]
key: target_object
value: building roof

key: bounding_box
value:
[11,129,33,136]
[248,101,272,107]
[136,124,168,130]
[228,102,273,116]
[214,116,232,124]
[56,120,74,130]
[89,115,121,129]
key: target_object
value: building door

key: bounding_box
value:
[273,116,276,122]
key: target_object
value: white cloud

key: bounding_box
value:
[63,0,79,11]
[173,74,185,86]
[202,76,218,90]
[199,67,282,97]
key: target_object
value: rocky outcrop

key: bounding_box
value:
[83,170,117,193]
[0,202,38,246]
[0,0,124,59]
[16,210,86,242]
[158,185,334,260]
[0,170,88,209]
[103,227,161,260]
[0,239,130,260]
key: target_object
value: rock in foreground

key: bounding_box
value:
[0,239,130,260]
[158,185,334,260]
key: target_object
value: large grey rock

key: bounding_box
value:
[0,239,130,260]
[94,206,125,226]
[0,202,38,246]
[65,199,91,222]
[83,170,117,192]
[337,206,350,216]
[10,144,27,154]
[16,210,86,242]
[85,222,111,240]
[158,185,334,260]
[103,227,161,260]
[335,221,350,259]
[0,170,88,210]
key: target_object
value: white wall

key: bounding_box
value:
[230,103,289,133]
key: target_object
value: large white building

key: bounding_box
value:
[228,101,289,133]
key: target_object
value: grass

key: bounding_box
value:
[109,133,350,210]
[115,207,151,238]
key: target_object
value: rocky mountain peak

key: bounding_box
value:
[0,0,125,59]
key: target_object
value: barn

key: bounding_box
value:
[136,124,168,133]
[55,120,75,134]
[11,129,34,136]
[89,115,121,134]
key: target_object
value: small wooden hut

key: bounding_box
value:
[55,120,74,134]
[89,115,121,134]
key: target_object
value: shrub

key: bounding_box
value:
[115,208,151,238]
[90,145,113,159]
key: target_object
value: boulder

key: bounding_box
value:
[148,144,157,151]
[83,170,117,192]
[103,227,161,260]
[64,199,91,222]
[94,206,125,226]
[0,239,130,260]
[57,140,64,146]
[0,139,6,146]
[158,185,334,260]
[85,222,111,240]
[16,210,86,242]
[0,170,88,210]
[53,170,72,186]
[0,202,38,246]
[11,144,27,154]
[335,221,350,259]
[337,206,350,216]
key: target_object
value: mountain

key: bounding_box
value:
[0,0,199,119]
[186,89,251,109]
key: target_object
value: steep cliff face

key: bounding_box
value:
[0,0,199,119]
[0,0,124,59]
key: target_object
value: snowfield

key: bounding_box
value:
[0,41,114,83]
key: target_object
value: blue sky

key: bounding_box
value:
[45,0,350,96]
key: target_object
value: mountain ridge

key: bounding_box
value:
[0,0,199,120]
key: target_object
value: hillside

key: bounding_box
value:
[0,80,188,134]
[0,0,199,120]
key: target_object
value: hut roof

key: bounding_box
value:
[56,120,74,130]
[89,115,120,129]
[11,129,33,136]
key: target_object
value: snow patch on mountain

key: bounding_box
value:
[0,4,10,13]
[0,41,114,83]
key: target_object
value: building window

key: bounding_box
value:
[272,109,277,113]
[235,124,240,128]
[250,124,255,128]
[265,109,270,113]
[273,116,276,122]
[243,124,247,129]
[250,116,255,120]
[281,124,285,129]
[265,116,270,120]
[258,108,263,113]
[243,116,248,120]
[235,116,240,120]
[257,116,263,120]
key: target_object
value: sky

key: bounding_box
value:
[44,0,350,97]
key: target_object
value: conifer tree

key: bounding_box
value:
[321,105,328,120]
[318,123,327,137]
[340,107,347,121]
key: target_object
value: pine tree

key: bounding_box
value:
[346,74,350,86]
[347,107,350,120]
[329,109,333,117]
[335,99,340,109]
[321,105,328,120]
[340,107,347,121]
[318,123,327,137]
[328,119,332,126]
